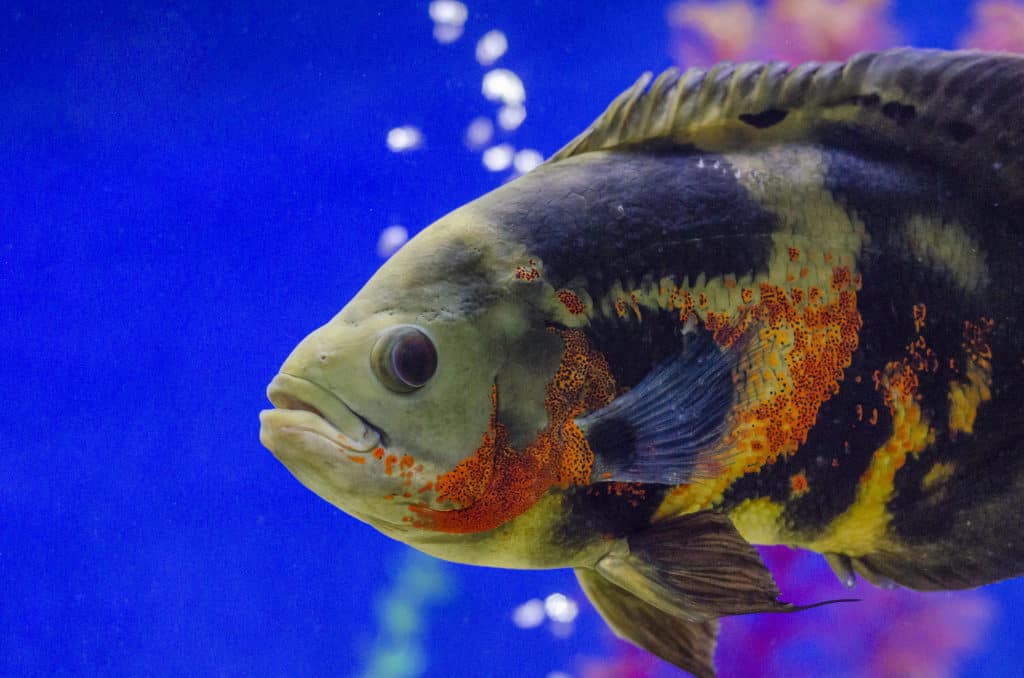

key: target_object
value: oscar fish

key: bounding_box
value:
[258,48,1024,676]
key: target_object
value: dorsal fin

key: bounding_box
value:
[549,48,1024,199]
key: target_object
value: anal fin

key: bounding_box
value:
[595,511,798,621]
[575,568,719,678]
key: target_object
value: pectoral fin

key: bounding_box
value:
[576,567,719,678]
[575,331,738,485]
[595,511,797,621]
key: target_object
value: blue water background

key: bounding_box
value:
[3,1,1022,675]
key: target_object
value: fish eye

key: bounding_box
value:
[371,326,438,392]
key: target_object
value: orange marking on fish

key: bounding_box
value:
[824,252,834,263]
[704,268,861,462]
[831,266,852,290]
[788,247,800,262]
[411,328,617,534]
[789,472,809,496]
[515,258,541,281]
[384,455,398,476]
[742,288,754,304]
[913,303,927,333]
[698,293,708,309]
[799,267,810,279]
[629,293,642,320]
[677,289,694,322]
[963,317,995,362]
[400,455,415,470]
[372,447,385,460]
[557,289,586,315]
[614,297,628,318]
[418,481,433,494]
[348,455,366,464]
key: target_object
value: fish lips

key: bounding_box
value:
[259,372,382,461]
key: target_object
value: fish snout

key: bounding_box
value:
[262,372,381,454]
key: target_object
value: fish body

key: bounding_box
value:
[259,49,1024,676]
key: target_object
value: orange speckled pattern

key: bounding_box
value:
[557,289,587,315]
[410,328,617,533]
[661,265,862,515]
[789,472,809,497]
[515,258,542,281]
[713,267,861,460]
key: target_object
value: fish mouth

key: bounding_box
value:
[260,372,381,455]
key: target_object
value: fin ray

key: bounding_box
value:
[576,330,736,484]
[595,511,795,620]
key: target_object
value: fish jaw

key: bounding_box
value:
[259,372,392,515]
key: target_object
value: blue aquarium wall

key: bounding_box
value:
[4,1,1024,676]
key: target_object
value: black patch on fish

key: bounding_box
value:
[584,415,637,473]
[946,120,976,143]
[881,100,917,125]
[581,308,693,390]
[498,151,777,305]
[889,395,1024,540]
[848,93,881,108]
[555,483,670,550]
[577,329,737,485]
[739,109,789,129]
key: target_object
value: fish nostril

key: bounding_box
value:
[319,353,328,363]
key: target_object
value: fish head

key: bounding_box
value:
[259,201,565,541]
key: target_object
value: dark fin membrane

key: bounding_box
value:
[596,512,856,622]
[596,511,795,620]
[576,568,719,678]
[575,330,737,484]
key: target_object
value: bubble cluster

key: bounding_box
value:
[379,6,543,256]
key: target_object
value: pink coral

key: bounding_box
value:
[959,1,1024,53]
[667,1,759,67]
[668,0,901,67]
[764,0,899,63]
